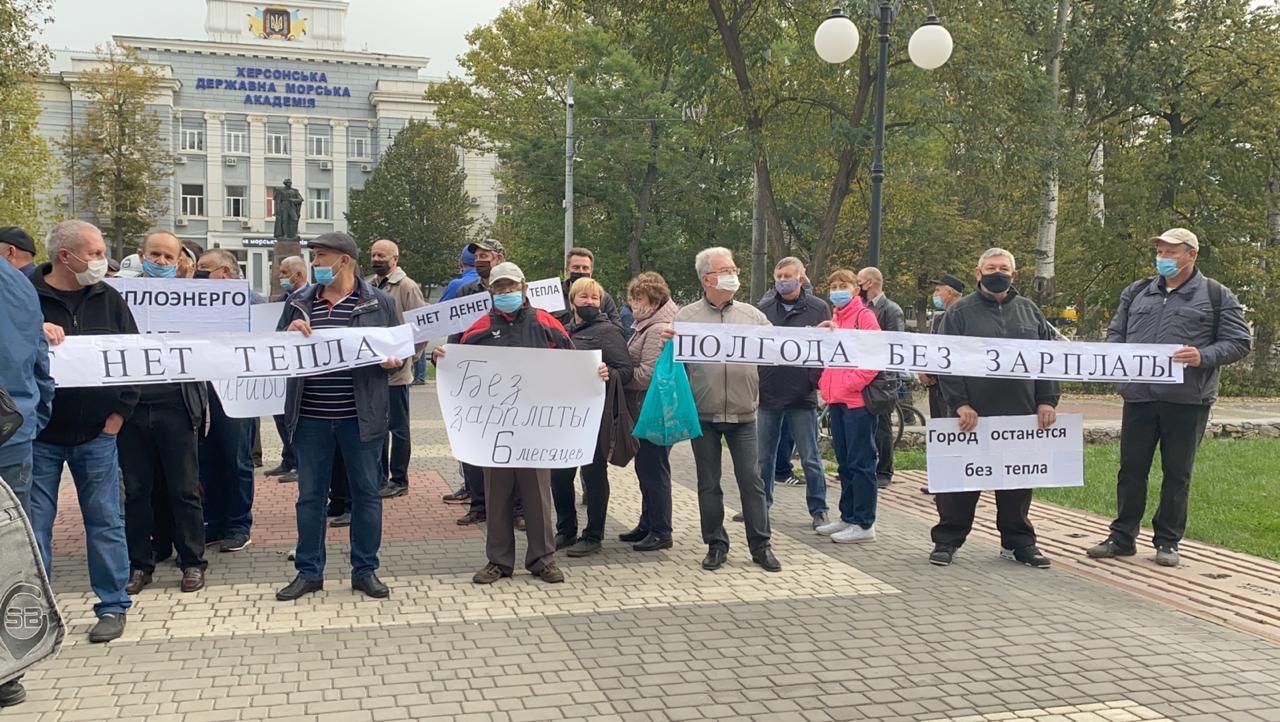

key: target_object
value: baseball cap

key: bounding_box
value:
[468,238,505,255]
[0,226,36,254]
[117,253,143,277]
[460,244,476,266]
[488,262,525,285]
[309,231,361,258]
[928,273,966,294]
[1151,228,1199,251]
[108,258,120,273]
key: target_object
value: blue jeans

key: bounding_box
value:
[774,420,795,479]
[200,396,256,539]
[293,417,383,581]
[757,407,828,515]
[412,352,427,384]
[829,404,878,528]
[0,456,33,515]
[29,435,132,617]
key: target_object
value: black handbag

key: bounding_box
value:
[861,373,898,416]
[0,386,23,448]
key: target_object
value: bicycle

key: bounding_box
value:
[818,375,927,447]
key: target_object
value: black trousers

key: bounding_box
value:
[380,384,411,489]
[1111,401,1212,550]
[931,488,1036,551]
[119,402,207,573]
[550,457,610,542]
[273,414,296,471]
[874,413,894,482]
[464,461,522,517]
[634,439,673,538]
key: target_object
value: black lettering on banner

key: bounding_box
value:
[753,336,776,360]
[802,340,824,367]
[826,341,850,365]
[1110,355,1128,378]
[269,345,289,371]
[911,345,928,368]
[936,345,952,370]
[888,343,905,367]
[928,430,978,446]
[697,335,721,359]
[570,407,587,428]
[1005,463,1049,475]
[675,334,694,358]
[454,359,486,398]
[1038,351,1054,375]
[964,463,993,477]
[779,339,802,363]
[499,374,522,406]
[1087,353,1107,376]
[169,346,193,375]
[1009,352,1029,374]
[142,348,164,376]
[102,350,128,378]
[726,335,749,360]
[1062,352,1081,376]
[235,346,254,372]
[986,349,1001,372]
[180,292,198,306]
[354,336,377,361]
[1152,356,1171,378]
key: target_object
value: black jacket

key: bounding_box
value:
[937,287,1060,417]
[460,303,574,350]
[555,278,623,331]
[569,315,634,388]
[31,265,141,446]
[278,277,399,443]
[756,289,832,409]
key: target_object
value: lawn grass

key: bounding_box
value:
[881,438,1280,561]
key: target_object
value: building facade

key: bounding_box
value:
[36,0,498,295]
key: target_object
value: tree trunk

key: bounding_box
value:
[627,68,670,277]
[1032,0,1072,305]
[1088,138,1105,227]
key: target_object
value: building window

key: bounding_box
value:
[225,185,247,218]
[181,184,205,217]
[309,134,330,157]
[265,188,275,219]
[350,131,369,159]
[225,129,248,154]
[309,188,330,220]
[180,127,205,152]
[267,132,289,155]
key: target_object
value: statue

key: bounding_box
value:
[272,178,303,240]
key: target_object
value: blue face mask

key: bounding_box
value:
[829,290,853,308]
[932,295,944,310]
[774,279,800,296]
[1155,257,1180,278]
[493,291,523,314]
[143,258,177,278]
[280,278,295,292]
[313,265,336,285]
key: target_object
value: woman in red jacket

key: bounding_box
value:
[816,268,882,544]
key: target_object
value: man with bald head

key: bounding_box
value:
[367,239,427,497]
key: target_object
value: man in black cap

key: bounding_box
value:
[274,232,404,602]
[919,273,967,419]
[0,226,38,277]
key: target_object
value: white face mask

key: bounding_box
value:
[69,253,108,286]
[715,273,740,293]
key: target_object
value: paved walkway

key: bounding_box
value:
[15,385,1280,721]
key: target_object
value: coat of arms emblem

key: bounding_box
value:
[248,6,308,41]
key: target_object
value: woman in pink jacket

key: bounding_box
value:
[815,268,882,544]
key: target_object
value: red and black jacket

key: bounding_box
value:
[460,304,573,350]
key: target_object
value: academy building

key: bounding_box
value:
[36,0,498,295]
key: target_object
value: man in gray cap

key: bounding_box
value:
[274,232,405,601]
[1088,228,1251,568]
[0,226,38,277]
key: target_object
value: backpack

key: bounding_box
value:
[1127,276,1223,342]
[852,308,898,416]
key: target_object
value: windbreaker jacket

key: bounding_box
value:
[672,297,770,423]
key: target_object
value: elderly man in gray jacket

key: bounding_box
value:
[666,247,780,573]
[1088,228,1251,568]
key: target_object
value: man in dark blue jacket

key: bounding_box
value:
[274,232,404,602]
[0,260,53,510]
[756,258,832,529]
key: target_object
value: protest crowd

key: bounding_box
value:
[0,218,1253,708]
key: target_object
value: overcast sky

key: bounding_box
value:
[40,0,509,78]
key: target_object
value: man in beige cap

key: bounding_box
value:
[1088,228,1251,568]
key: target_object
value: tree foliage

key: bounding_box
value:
[59,44,172,259]
[346,119,475,287]
[0,0,55,241]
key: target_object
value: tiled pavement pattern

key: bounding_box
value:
[13,385,1280,721]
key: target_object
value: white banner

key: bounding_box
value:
[926,414,1084,493]
[213,376,288,419]
[435,344,604,469]
[48,325,415,388]
[250,302,287,333]
[105,278,252,333]
[671,323,1184,384]
[404,277,566,344]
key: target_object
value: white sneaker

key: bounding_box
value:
[815,520,853,536]
[831,525,876,544]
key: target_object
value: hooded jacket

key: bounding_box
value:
[818,298,881,408]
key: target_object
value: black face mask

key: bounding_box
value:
[576,305,600,323]
[476,261,492,280]
[858,288,869,301]
[980,272,1013,294]
[371,260,391,277]
[568,271,589,283]
[194,269,211,279]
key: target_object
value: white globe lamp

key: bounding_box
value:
[814,10,860,64]
[908,20,953,70]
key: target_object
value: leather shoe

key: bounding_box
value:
[125,570,151,595]
[554,533,577,550]
[180,567,205,592]
[633,533,672,552]
[352,574,390,598]
[378,483,408,498]
[752,548,782,573]
[263,464,291,477]
[618,526,647,543]
[277,575,323,601]
[701,547,727,570]
[329,512,352,528]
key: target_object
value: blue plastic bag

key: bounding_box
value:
[632,341,703,446]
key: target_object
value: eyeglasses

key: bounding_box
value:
[707,267,739,276]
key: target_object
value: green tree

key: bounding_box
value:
[346,120,475,287]
[60,44,172,259]
[0,0,55,240]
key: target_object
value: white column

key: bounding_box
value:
[331,119,348,232]
[204,112,224,231]
[248,114,266,229]
[289,116,307,233]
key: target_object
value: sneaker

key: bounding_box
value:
[1002,545,1051,568]
[442,486,471,504]
[1086,538,1136,559]
[566,539,602,557]
[0,679,26,707]
[815,519,854,537]
[811,512,829,530]
[779,475,803,486]
[535,562,565,583]
[220,534,251,553]
[929,545,955,566]
[472,563,512,584]
[554,533,577,550]
[831,525,876,544]
[263,464,291,477]
[329,512,351,528]
[378,483,408,499]
[456,511,486,526]
[1155,546,1180,567]
[876,476,893,489]
[88,613,125,643]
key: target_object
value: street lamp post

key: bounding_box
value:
[814,1,953,268]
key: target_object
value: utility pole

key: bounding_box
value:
[750,165,767,301]
[563,77,575,268]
